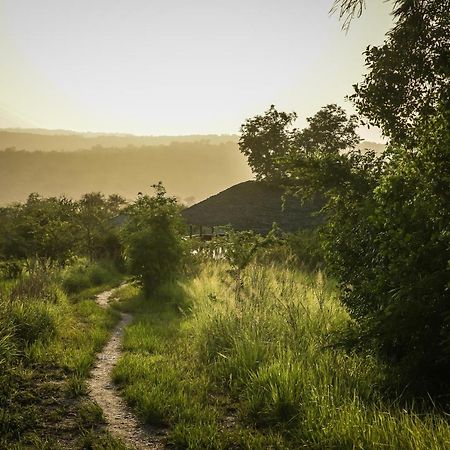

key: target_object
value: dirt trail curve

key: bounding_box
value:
[88,286,167,450]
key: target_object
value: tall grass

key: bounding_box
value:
[114,261,450,449]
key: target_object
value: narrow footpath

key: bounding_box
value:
[88,286,167,449]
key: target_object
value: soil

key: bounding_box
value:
[88,286,167,449]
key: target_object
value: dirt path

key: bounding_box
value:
[88,286,167,449]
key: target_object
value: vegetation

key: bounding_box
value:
[122,183,186,295]
[1,0,448,447]
[238,0,450,392]
[0,185,132,446]
[0,191,126,264]
[0,259,125,448]
[113,261,450,449]
[341,0,450,145]
[0,140,252,206]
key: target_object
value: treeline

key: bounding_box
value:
[0,192,126,271]
[0,130,239,152]
[0,141,252,205]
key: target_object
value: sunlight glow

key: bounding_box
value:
[0,0,393,140]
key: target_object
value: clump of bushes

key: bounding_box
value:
[121,183,186,296]
[61,258,120,294]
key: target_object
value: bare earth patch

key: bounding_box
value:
[88,287,167,449]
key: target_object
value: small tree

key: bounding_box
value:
[220,226,279,302]
[122,183,185,295]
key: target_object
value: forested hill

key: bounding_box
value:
[0,142,252,205]
[0,129,239,152]
[0,128,384,206]
[0,129,384,154]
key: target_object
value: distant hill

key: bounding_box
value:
[0,128,384,206]
[0,129,239,152]
[0,142,252,205]
[181,181,323,234]
[0,128,384,154]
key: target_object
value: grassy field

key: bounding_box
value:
[113,261,450,449]
[0,259,127,449]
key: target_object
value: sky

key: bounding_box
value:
[0,0,394,141]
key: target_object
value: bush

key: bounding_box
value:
[122,183,185,295]
[324,117,450,392]
[61,259,120,294]
[285,228,325,270]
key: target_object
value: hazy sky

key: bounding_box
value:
[0,0,393,141]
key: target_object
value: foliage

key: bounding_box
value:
[0,260,121,447]
[121,183,186,295]
[285,228,325,270]
[77,192,126,262]
[0,192,126,264]
[0,194,79,263]
[218,226,279,301]
[328,0,450,388]
[239,106,297,183]
[61,258,120,294]
[238,0,450,392]
[324,114,450,388]
[349,0,450,145]
[241,111,450,389]
[239,104,360,185]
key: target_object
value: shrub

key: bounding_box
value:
[285,228,325,270]
[122,183,185,295]
[61,259,120,294]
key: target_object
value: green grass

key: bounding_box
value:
[113,261,450,449]
[0,259,126,448]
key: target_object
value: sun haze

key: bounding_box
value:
[0,0,392,140]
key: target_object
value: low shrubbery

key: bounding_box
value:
[61,258,120,294]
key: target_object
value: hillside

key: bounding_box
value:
[0,128,384,154]
[0,129,239,152]
[0,142,252,205]
[0,128,384,206]
[181,180,323,234]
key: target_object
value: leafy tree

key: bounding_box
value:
[239,104,361,190]
[0,192,126,266]
[334,0,450,145]
[239,105,297,183]
[0,194,79,263]
[76,193,126,261]
[322,0,450,390]
[121,183,185,295]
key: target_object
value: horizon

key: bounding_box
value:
[0,126,386,144]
